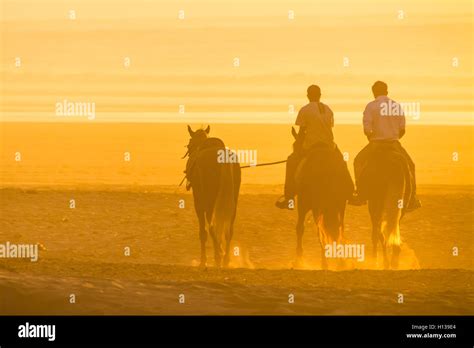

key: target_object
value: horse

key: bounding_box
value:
[360,142,413,269]
[184,125,241,268]
[292,128,354,270]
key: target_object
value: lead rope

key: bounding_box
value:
[177,159,287,188]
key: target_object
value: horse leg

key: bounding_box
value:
[379,231,389,270]
[197,211,207,268]
[316,215,329,271]
[391,245,401,269]
[371,224,380,266]
[369,201,383,269]
[209,225,222,268]
[336,207,346,270]
[223,223,233,268]
[386,199,402,270]
[319,228,328,270]
[295,210,306,267]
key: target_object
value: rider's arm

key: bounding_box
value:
[363,103,373,140]
[295,108,307,136]
[328,106,334,128]
[364,130,373,141]
[399,112,406,139]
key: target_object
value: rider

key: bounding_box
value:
[349,81,422,211]
[275,85,344,209]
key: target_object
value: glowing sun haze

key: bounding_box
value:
[0,0,472,124]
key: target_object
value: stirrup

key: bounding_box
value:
[275,195,294,210]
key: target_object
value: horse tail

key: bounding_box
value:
[382,202,402,247]
[211,162,236,255]
[316,205,344,244]
[382,158,406,247]
[312,147,347,244]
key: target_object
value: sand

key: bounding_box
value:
[0,123,472,314]
[0,185,472,315]
[1,0,473,317]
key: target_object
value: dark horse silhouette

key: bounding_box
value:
[292,128,354,270]
[184,125,241,268]
[360,143,413,269]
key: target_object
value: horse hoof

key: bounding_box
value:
[293,259,304,269]
[371,259,379,269]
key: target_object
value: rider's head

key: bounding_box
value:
[372,81,388,98]
[307,85,321,102]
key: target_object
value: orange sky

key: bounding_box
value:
[0,0,472,124]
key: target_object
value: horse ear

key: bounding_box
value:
[187,125,194,136]
[205,125,210,134]
[291,127,298,139]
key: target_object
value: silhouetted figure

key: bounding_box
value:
[289,127,354,269]
[183,125,241,268]
[276,85,352,209]
[349,81,421,212]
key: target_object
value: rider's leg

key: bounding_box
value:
[396,143,422,210]
[348,144,371,205]
[354,144,371,191]
[284,152,299,199]
[276,152,301,209]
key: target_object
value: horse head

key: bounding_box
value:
[183,125,210,158]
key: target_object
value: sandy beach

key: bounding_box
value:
[0,122,472,315]
[0,184,472,315]
[1,4,473,343]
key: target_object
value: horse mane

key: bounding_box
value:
[199,137,225,150]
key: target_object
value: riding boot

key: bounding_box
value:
[275,195,295,210]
